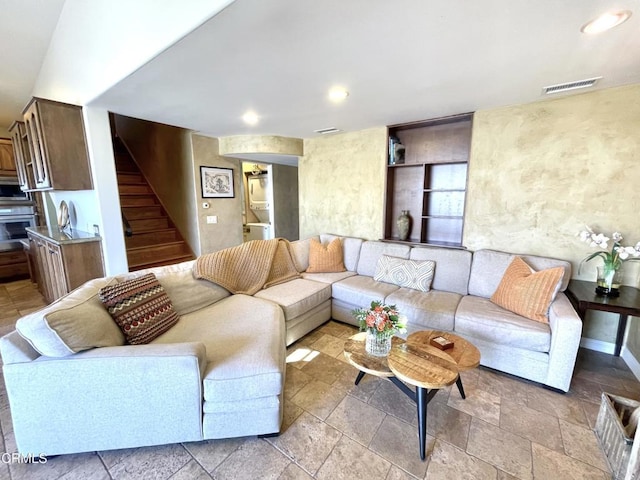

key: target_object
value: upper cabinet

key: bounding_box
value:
[22,98,93,191]
[8,121,35,191]
[0,138,16,176]
[384,113,473,247]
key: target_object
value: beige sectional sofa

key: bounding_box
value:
[0,233,582,456]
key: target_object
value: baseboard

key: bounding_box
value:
[581,338,640,381]
[580,337,616,355]
[620,347,640,381]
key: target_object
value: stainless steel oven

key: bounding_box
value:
[0,180,36,251]
[0,178,29,201]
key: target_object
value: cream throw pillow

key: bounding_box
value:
[490,256,564,323]
[374,255,435,292]
[306,238,346,273]
[16,277,125,357]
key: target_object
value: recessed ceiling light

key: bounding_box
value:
[242,111,259,125]
[328,87,349,102]
[581,10,632,34]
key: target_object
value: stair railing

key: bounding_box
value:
[122,212,133,237]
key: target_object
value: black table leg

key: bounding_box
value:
[456,376,466,399]
[615,314,628,357]
[416,387,427,460]
[353,372,438,461]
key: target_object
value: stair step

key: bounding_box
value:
[119,194,158,207]
[127,241,191,267]
[128,253,195,271]
[122,205,164,220]
[117,172,145,184]
[129,217,170,232]
[114,159,138,173]
[125,229,181,248]
[119,184,152,195]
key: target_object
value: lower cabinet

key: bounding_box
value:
[27,230,104,303]
[0,249,29,282]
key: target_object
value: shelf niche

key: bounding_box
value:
[384,113,472,247]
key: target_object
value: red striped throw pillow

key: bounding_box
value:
[99,273,179,344]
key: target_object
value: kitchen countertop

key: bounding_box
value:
[26,226,102,245]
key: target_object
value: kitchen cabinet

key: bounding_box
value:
[8,121,34,191]
[22,98,93,191]
[0,249,29,282]
[384,113,472,247]
[0,138,16,176]
[27,228,104,303]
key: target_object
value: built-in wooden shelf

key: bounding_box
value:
[384,113,473,247]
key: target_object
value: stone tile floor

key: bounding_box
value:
[0,278,639,479]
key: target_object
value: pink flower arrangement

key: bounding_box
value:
[352,300,407,336]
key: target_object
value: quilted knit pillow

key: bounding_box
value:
[374,255,435,292]
[306,238,346,273]
[490,256,564,323]
[99,273,179,344]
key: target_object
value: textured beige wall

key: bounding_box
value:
[272,163,299,241]
[300,128,387,239]
[114,115,199,255]
[191,134,243,253]
[219,135,303,156]
[465,84,640,353]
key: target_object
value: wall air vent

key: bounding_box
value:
[543,77,602,95]
[313,127,342,135]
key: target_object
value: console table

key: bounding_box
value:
[566,279,640,356]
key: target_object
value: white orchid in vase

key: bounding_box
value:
[578,226,640,291]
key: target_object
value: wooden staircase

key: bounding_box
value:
[114,138,194,271]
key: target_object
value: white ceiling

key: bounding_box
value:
[0,0,65,133]
[2,0,640,141]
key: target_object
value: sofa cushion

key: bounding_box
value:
[152,294,285,403]
[320,234,364,272]
[332,275,400,309]
[15,278,125,357]
[255,278,331,321]
[409,246,472,295]
[301,270,357,284]
[385,288,461,331]
[374,255,435,292]
[468,249,571,298]
[490,257,564,323]
[356,241,411,277]
[99,273,180,345]
[456,295,551,352]
[289,236,319,272]
[306,238,346,273]
[116,260,230,316]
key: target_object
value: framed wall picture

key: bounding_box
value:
[200,166,235,198]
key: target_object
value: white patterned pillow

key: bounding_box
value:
[374,255,435,292]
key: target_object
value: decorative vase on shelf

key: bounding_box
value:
[596,264,623,296]
[397,210,411,241]
[365,330,393,357]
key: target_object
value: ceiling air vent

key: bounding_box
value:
[543,77,602,95]
[313,127,341,135]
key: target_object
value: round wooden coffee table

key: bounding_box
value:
[405,330,481,399]
[344,330,480,460]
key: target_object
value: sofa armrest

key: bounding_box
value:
[546,293,583,392]
[3,342,206,455]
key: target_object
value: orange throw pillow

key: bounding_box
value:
[306,238,346,273]
[490,256,564,323]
